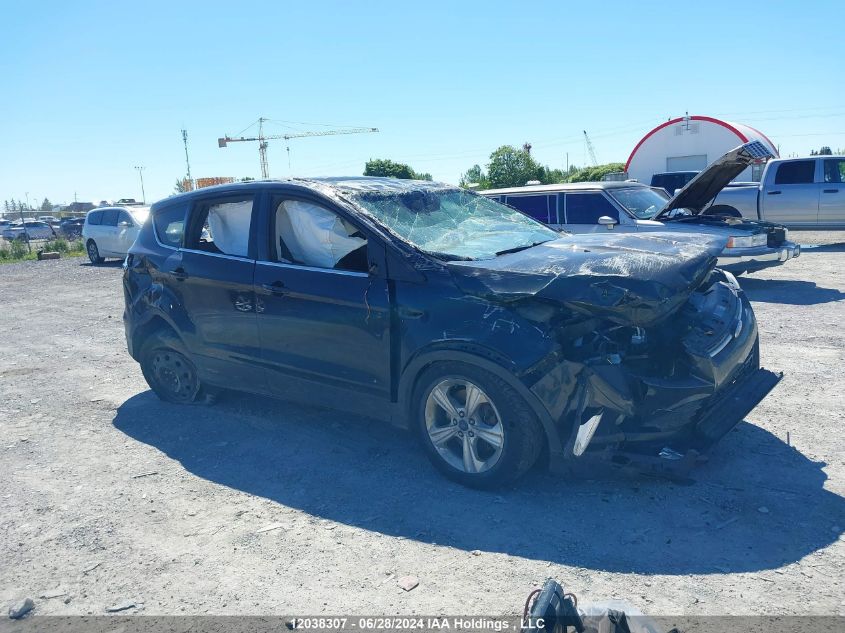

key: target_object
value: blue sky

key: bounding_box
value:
[1,1,842,206]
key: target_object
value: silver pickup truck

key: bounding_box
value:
[482,142,800,274]
[712,155,845,228]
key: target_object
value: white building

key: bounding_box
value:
[625,115,778,184]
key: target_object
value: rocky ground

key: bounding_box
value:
[1,233,843,618]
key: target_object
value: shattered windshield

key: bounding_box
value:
[349,188,559,260]
[608,187,670,219]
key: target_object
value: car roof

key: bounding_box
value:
[481,181,651,195]
[150,177,458,210]
[87,206,150,214]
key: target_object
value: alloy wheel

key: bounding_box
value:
[424,378,505,474]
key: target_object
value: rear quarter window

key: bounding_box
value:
[87,210,103,225]
[154,204,188,248]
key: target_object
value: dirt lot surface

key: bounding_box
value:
[1,233,844,618]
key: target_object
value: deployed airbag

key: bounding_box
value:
[277,200,366,268]
[207,200,252,257]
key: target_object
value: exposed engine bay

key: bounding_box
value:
[521,267,781,475]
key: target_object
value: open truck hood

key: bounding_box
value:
[446,232,723,327]
[655,141,774,218]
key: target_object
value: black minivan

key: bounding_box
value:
[123,177,780,487]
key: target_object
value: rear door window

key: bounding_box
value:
[823,159,845,184]
[564,192,620,223]
[774,161,815,185]
[503,194,552,223]
[185,195,255,258]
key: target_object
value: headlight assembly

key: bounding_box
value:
[726,233,767,248]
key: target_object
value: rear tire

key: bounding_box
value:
[139,330,213,405]
[86,240,104,264]
[413,361,544,488]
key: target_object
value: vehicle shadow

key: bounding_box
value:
[78,260,123,268]
[112,391,844,576]
[798,242,845,253]
[739,277,845,305]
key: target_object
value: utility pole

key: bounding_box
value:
[19,193,31,252]
[181,128,193,190]
[134,166,146,204]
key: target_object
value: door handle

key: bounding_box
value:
[823,189,839,194]
[172,267,188,281]
[261,281,287,295]
[768,190,781,195]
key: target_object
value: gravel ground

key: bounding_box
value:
[1,234,843,618]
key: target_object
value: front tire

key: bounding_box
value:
[86,240,104,264]
[413,361,544,488]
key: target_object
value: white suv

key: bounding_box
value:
[82,206,149,263]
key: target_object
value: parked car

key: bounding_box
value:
[82,206,150,263]
[1,220,56,241]
[712,155,845,228]
[39,215,59,224]
[58,217,86,238]
[123,177,780,487]
[483,142,799,274]
[0,219,14,232]
[650,171,698,196]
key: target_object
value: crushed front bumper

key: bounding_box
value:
[717,240,800,272]
[566,366,783,480]
[533,277,782,478]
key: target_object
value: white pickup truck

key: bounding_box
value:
[711,155,845,229]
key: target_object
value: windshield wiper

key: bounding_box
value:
[425,250,474,261]
[495,241,549,257]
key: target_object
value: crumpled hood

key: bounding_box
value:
[446,232,724,326]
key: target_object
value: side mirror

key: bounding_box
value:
[118,220,133,227]
[597,215,617,229]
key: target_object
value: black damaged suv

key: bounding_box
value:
[123,177,781,487]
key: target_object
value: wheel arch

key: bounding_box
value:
[397,346,562,458]
[130,313,186,361]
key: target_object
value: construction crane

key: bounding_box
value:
[218,117,379,178]
[583,130,598,167]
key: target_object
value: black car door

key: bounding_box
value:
[253,190,392,402]
[161,191,266,393]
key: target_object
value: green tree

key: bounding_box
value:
[174,179,190,193]
[485,145,547,188]
[40,198,52,212]
[459,164,489,189]
[364,158,431,180]
[562,162,627,183]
